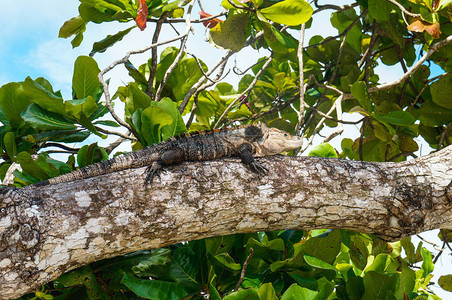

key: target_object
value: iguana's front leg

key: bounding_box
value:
[145,148,185,185]
[238,143,268,175]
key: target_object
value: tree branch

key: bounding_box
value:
[1,146,452,299]
[369,35,452,93]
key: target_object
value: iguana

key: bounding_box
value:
[31,123,303,187]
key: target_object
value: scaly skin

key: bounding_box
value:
[31,123,303,187]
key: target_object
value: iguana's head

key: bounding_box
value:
[251,123,303,157]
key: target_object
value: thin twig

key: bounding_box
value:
[147,12,227,24]
[214,54,274,128]
[305,8,367,49]
[94,126,136,140]
[227,0,255,11]
[409,71,451,111]
[146,12,168,98]
[104,137,128,155]
[179,30,265,114]
[41,143,79,153]
[234,248,254,291]
[369,35,452,93]
[386,0,421,18]
[438,122,452,150]
[154,0,196,102]
[98,32,190,139]
[312,1,359,14]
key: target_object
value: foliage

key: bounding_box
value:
[2,0,452,298]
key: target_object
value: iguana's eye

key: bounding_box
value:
[284,133,288,137]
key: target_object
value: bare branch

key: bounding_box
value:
[312,1,359,14]
[214,54,274,129]
[94,126,136,141]
[154,0,196,102]
[305,8,367,49]
[386,0,421,18]
[295,23,307,134]
[369,35,452,93]
[234,248,254,291]
[147,12,227,24]
[146,12,168,98]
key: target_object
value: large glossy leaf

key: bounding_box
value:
[141,106,172,145]
[210,13,250,52]
[303,229,341,265]
[417,99,452,126]
[72,56,101,99]
[0,82,29,128]
[374,111,416,127]
[90,26,135,56]
[21,103,77,130]
[281,283,318,300]
[259,0,313,26]
[16,152,52,181]
[3,132,16,160]
[431,74,452,109]
[223,289,260,300]
[59,16,86,38]
[22,77,66,116]
[64,96,99,119]
[308,143,338,158]
[362,271,398,300]
[156,97,187,140]
[167,247,199,287]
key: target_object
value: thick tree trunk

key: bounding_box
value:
[1,146,451,299]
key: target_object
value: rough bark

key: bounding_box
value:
[1,146,452,299]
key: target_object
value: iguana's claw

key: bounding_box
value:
[249,161,268,175]
[144,164,161,186]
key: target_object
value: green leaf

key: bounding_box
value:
[59,15,86,38]
[22,77,66,116]
[3,132,17,160]
[141,106,172,145]
[211,253,242,272]
[0,82,30,128]
[418,99,452,126]
[362,271,398,300]
[364,254,398,274]
[16,152,51,181]
[131,248,172,277]
[421,247,434,276]
[21,103,77,130]
[351,81,371,112]
[121,272,194,300]
[257,283,278,300]
[77,143,107,168]
[93,120,120,127]
[72,56,101,99]
[308,143,338,158]
[374,111,416,127]
[303,254,336,271]
[64,96,99,119]
[155,98,187,140]
[438,274,452,292]
[395,266,416,299]
[281,283,318,300]
[167,246,199,287]
[223,289,260,300]
[90,26,135,56]
[368,0,393,22]
[431,74,452,109]
[303,229,341,265]
[210,13,250,52]
[259,0,313,26]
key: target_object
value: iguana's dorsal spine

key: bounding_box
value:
[31,123,302,187]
